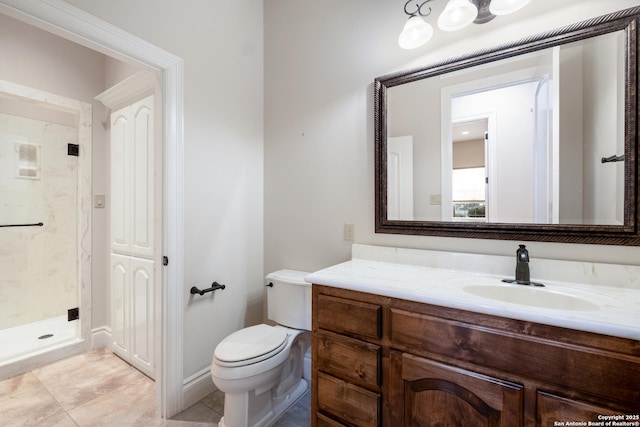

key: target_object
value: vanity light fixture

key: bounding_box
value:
[399,0,532,49]
[398,2,434,49]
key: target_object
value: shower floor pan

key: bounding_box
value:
[0,315,78,364]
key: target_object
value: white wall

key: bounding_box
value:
[387,78,442,221]
[582,32,625,224]
[558,42,585,223]
[61,0,265,382]
[264,0,640,277]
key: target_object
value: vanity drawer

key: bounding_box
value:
[316,294,381,340]
[317,372,380,427]
[316,330,381,388]
[316,413,349,427]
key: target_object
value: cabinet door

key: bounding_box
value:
[537,391,632,426]
[389,351,523,427]
[130,257,155,378]
[110,254,130,357]
[130,95,155,258]
[110,106,132,254]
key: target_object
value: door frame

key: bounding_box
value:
[441,67,543,223]
[446,115,494,222]
[0,0,185,417]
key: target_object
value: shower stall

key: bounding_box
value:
[0,80,91,380]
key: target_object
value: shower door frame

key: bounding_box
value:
[0,0,185,419]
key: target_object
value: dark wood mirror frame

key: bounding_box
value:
[375,6,640,245]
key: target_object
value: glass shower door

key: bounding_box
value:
[0,104,80,363]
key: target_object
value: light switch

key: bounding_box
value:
[95,194,105,209]
[430,194,442,205]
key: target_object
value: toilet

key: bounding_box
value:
[210,270,311,427]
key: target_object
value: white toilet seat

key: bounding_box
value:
[214,324,288,368]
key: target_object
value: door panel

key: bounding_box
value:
[130,257,154,377]
[110,107,132,253]
[131,95,155,258]
[110,254,130,356]
[391,351,523,427]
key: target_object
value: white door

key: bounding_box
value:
[108,94,156,379]
[387,136,414,220]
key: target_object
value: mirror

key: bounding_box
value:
[375,7,640,245]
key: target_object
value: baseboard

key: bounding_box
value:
[183,366,217,409]
[91,326,111,350]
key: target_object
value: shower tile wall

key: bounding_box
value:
[0,112,78,330]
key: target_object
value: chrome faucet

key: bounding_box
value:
[515,244,530,283]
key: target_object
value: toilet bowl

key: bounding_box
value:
[211,270,311,427]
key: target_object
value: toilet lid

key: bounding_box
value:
[214,324,288,366]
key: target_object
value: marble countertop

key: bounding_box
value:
[306,258,640,340]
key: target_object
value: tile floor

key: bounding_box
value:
[0,347,310,427]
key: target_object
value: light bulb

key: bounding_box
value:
[438,0,479,31]
[438,0,478,32]
[489,0,532,16]
[398,16,434,50]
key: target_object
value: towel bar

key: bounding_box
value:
[190,282,226,296]
[0,222,43,228]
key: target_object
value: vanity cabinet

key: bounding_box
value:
[311,285,640,427]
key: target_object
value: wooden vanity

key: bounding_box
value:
[311,284,640,427]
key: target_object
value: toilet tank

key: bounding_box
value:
[266,269,311,331]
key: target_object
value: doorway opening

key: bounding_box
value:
[451,118,488,221]
[0,0,184,417]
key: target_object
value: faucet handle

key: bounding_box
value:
[517,244,529,261]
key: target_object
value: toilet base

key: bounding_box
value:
[218,378,308,427]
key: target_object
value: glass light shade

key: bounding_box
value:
[398,16,434,50]
[438,0,478,32]
[489,0,532,16]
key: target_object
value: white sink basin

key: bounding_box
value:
[463,284,600,311]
